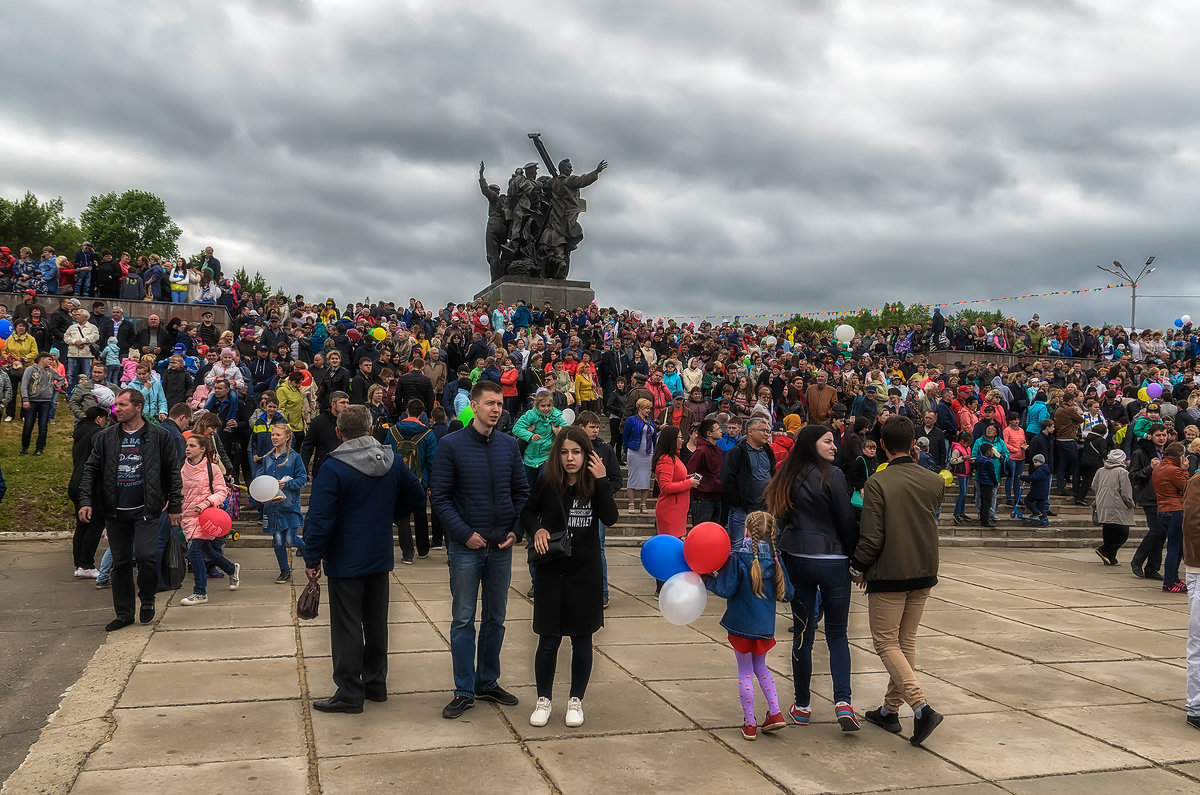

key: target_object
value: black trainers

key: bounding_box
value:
[139,604,155,624]
[864,707,901,733]
[1131,562,1145,579]
[910,705,943,746]
[1187,714,1200,731]
[475,686,519,706]
[105,617,134,632]
[442,695,475,719]
[275,570,291,584]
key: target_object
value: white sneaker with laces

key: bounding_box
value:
[565,697,584,727]
[73,567,87,578]
[4,416,11,422]
[181,593,208,606]
[529,697,552,727]
[81,568,100,579]
[228,562,241,591]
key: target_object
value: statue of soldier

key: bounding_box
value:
[540,158,607,279]
[506,161,540,249]
[478,161,509,282]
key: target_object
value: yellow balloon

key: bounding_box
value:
[939,469,953,486]
[372,327,386,341]
[1138,387,1149,402]
[876,462,888,472]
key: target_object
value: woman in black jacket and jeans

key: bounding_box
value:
[523,426,619,729]
[765,424,861,730]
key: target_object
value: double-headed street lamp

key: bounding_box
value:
[1098,257,1155,331]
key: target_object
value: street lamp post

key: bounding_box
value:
[1097,257,1155,331]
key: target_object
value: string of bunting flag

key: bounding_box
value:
[664,284,1127,323]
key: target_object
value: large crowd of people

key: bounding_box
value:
[2,240,1199,739]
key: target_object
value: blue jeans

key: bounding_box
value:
[955,476,969,516]
[1004,459,1022,502]
[783,555,853,706]
[74,269,91,296]
[727,507,748,546]
[106,365,122,385]
[1054,440,1080,493]
[271,527,306,572]
[1160,510,1184,585]
[187,539,236,596]
[67,357,92,394]
[447,541,512,698]
[171,290,187,303]
[21,400,52,452]
[98,546,113,583]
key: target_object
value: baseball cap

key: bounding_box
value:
[172,343,186,353]
[257,344,269,352]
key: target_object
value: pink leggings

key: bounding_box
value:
[735,650,780,724]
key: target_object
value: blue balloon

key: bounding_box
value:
[1176,318,1184,328]
[640,535,689,582]
[0,319,11,340]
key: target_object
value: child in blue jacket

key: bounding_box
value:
[258,425,308,582]
[706,511,794,741]
[1019,453,1052,522]
[974,442,1000,527]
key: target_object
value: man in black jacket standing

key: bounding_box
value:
[1129,424,1170,580]
[302,392,349,478]
[578,410,621,608]
[78,389,182,631]
[721,416,776,546]
[397,360,435,414]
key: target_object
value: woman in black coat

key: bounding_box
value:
[522,426,619,730]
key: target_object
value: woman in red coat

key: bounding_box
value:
[652,426,700,595]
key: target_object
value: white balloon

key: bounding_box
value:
[1183,315,1192,324]
[249,475,281,503]
[834,324,855,344]
[561,408,576,425]
[659,571,708,625]
[762,335,777,347]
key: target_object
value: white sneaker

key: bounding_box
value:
[529,697,552,727]
[4,416,11,422]
[228,562,240,591]
[565,697,584,727]
[81,568,100,579]
[73,567,87,578]
[180,593,208,606]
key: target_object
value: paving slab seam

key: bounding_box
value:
[591,646,791,794]
[286,571,323,795]
[0,625,153,795]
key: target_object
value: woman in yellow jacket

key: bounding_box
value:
[275,369,307,450]
[574,356,599,413]
[5,319,39,421]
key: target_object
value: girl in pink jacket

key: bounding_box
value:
[180,435,240,605]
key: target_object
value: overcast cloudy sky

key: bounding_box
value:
[3,0,1199,324]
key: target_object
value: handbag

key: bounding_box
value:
[160,525,187,589]
[527,529,572,567]
[297,571,321,620]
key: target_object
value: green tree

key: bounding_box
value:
[948,308,1005,327]
[0,191,85,256]
[79,189,182,258]
[232,267,272,296]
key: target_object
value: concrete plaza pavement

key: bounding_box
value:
[4,544,1200,794]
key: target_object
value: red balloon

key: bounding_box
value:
[347,328,362,341]
[684,522,731,574]
[198,507,232,539]
[300,370,313,387]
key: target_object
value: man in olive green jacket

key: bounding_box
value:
[850,416,945,746]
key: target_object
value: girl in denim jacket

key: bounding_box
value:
[706,511,794,741]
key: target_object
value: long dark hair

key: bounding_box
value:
[765,424,834,515]
[539,425,595,501]
[651,425,682,473]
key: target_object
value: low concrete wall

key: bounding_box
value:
[927,350,1096,369]
[0,292,233,332]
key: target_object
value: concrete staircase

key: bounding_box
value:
[226,470,1130,551]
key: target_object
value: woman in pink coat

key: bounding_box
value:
[179,435,240,605]
[652,426,701,595]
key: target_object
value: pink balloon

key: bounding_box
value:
[198,507,232,539]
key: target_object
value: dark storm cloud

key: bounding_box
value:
[2,0,1199,325]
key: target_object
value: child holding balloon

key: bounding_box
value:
[705,511,794,741]
[257,425,308,583]
[179,435,239,605]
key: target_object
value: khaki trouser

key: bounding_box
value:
[867,588,931,711]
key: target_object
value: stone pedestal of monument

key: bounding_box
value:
[474,275,596,309]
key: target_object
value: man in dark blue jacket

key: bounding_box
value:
[303,405,425,714]
[431,380,529,719]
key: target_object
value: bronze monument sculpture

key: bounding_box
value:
[479,133,606,281]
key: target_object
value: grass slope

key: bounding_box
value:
[0,397,75,532]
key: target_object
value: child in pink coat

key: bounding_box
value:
[180,435,239,605]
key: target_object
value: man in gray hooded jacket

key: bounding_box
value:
[303,404,425,714]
